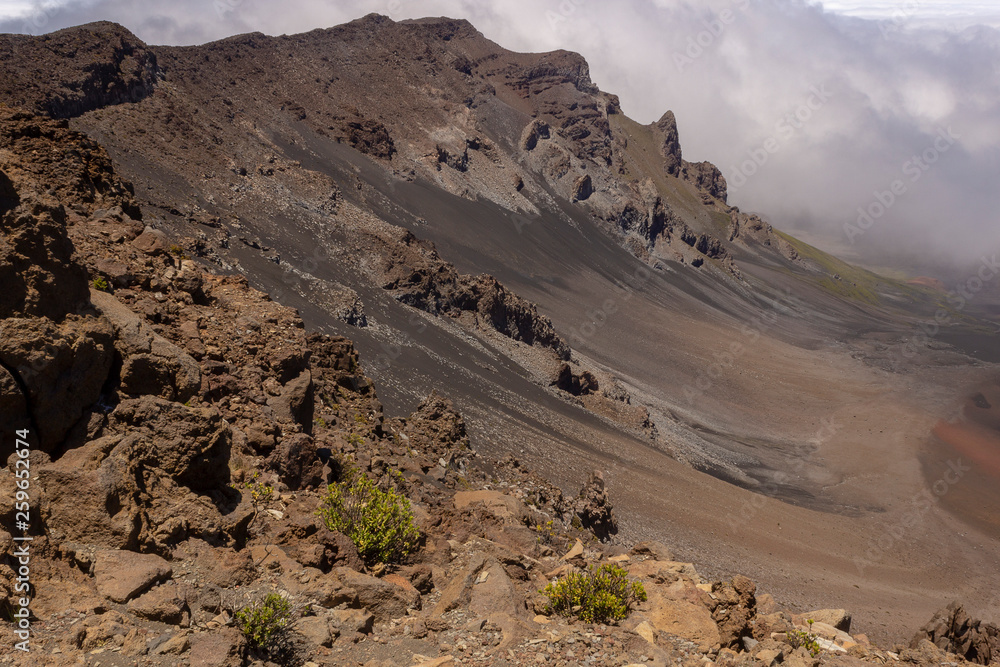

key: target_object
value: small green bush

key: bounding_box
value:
[542,563,647,624]
[242,470,274,505]
[317,469,419,565]
[788,620,821,656]
[91,277,110,292]
[235,593,291,652]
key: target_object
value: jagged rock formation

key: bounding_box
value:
[571,471,618,540]
[377,230,570,360]
[912,603,1000,665]
[656,111,683,176]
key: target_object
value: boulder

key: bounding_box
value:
[267,432,325,489]
[0,202,91,320]
[403,391,472,466]
[453,490,529,526]
[334,567,421,622]
[329,608,374,635]
[36,435,143,548]
[108,396,231,492]
[572,173,594,201]
[91,289,200,402]
[0,315,114,454]
[467,557,534,648]
[713,575,757,647]
[93,550,172,603]
[188,627,244,667]
[295,615,332,648]
[132,226,169,255]
[630,567,720,653]
[902,638,955,666]
[173,540,257,589]
[794,608,851,633]
[77,610,132,651]
[519,119,550,151]
[173,259,204,295]
[127,583,189,624]
[267,368,314,427]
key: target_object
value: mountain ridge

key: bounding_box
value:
[2,13,999,653]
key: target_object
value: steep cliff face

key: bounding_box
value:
[61,14,767,277]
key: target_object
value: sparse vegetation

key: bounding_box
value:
[317,467,419,565]
[235,592,291,654]
[542,563,647,624]
[788,620,821,657]
[534,519,558,545]
[242,470,275,505]
[91,276,110,292]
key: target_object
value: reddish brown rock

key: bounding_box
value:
[93,550,172,603]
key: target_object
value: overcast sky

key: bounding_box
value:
[2,0,998,272]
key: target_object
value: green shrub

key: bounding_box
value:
[91,277,110,292]
[317,469,419,565]
[542,563,647,624]
[235,593,291,653]
[242,470,274,505]
[788,620,821,656]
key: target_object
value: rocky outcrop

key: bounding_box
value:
[550,362,599,396]
[498,50,611,163]
[0,200,91,320]
[91,289,201,402]
[572,470,618,540]
[379,230,570,359]
[108,396,232,492]
[400,391,472,469]
[329,113,396,159]
[655,111,683,176]
[572,173,594,201]
[33,399,247,551]
[712,575,757,647]
[520,119,550,151]
[0,316,114,455]
[93,550,173,603]
[0,106,151,455]
[0,22,159,118]
[912,603,1000,665]
[435,143,469,172]
[728,207,800,261]
[266,432,326,490]
[683,159,728,202]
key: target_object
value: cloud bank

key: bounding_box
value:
[2,0,997,273]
